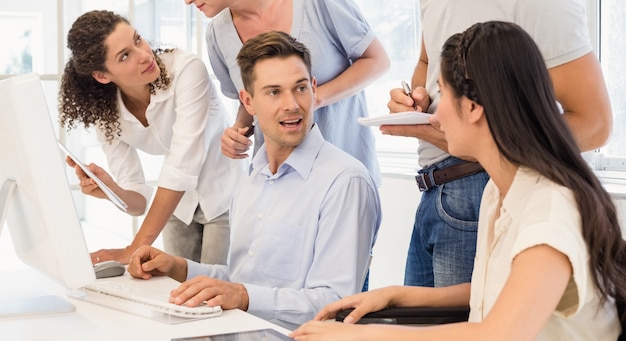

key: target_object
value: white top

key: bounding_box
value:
[419,0,592,166]
[186,125,381,330]
[470,167,621,340]
[96,49,245,224]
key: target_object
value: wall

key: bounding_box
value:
[368,174,419,289]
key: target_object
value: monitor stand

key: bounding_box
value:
[0,178,76,317]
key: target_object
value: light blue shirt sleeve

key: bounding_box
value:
[186,260,229,280]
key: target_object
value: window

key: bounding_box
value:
[355,0,421,175]
[1,0,625,231]
[598,0,626,160]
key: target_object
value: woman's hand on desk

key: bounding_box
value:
[90,247,135,265]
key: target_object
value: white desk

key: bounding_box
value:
[0,268,292,341]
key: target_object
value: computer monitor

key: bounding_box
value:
[0,73,96,316]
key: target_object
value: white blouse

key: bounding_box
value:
[96,49,245,224]
[470,167,620,340]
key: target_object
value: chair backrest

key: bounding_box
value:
[335,306,470,325]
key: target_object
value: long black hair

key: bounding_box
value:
[440,20,626,325]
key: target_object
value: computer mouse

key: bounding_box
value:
[93,260,126,279]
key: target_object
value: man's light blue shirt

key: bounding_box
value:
[186,125,381,329]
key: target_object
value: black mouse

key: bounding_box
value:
[93,260,125,279]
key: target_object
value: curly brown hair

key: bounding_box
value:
[58,10,171,143]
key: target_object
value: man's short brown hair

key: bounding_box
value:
[237,31,312,95]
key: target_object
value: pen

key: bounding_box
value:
[243,123,255,137]
[243,117,257,137]
[401,80,418,111]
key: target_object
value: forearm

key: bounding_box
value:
[354,322,485,341]
[169,256,189,282]
[315,38,389,109]
[562,110,611,152]
[128,187,184,248]
[411,37,428,90]
[111,185,147,216]
[388,283,471,308]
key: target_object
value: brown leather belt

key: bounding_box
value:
[415,162,484,192]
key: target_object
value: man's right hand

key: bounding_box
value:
[127,245,187,282]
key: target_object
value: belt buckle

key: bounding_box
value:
[415,173,430,192]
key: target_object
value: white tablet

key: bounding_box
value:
[357,111,431,126]
[57,140,128,212]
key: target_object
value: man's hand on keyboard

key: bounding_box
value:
[127,245,188,282]
[169,276,250,311]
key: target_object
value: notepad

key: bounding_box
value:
[57,140,128,212]
[357,111,431,126]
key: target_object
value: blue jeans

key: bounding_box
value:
[404,156,489,287]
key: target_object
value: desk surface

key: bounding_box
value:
[0,268,291,341]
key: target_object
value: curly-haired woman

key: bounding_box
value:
[59,10,244,266]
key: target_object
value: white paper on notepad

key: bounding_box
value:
[57,140,128,212]
[357,111,431,126]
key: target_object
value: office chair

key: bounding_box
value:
[338,306,626,340]
[335,306,469,325]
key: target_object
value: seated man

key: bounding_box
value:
[127,30,381,330]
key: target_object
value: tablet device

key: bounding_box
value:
[172,328,293,340]
[357,111,431,126]
[57,140,128,212]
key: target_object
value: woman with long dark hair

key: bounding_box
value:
[292,21,625,340]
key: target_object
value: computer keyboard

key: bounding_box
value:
[82,281,223,319]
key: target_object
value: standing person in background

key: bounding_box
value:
[59,10,245,265]
[385,0,612,287]
[292,21,625,340]
[185,0,390,188]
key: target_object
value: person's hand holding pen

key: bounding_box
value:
[391,80,431,113]
[383,81,449,152]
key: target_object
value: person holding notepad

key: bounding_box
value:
[385,0,612,289]
[58,10,245,266]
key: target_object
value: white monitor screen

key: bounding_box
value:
[0,73,96,315]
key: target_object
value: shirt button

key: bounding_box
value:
[258,214,263,220]
[268,180,274,185]
[248,250,254,256]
